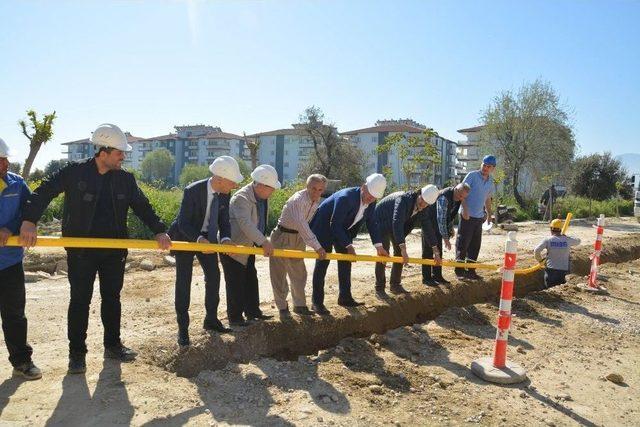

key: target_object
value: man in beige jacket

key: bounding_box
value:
[220,164,279,326]
[270,174,327,319]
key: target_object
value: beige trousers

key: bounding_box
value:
[269,228,308,310]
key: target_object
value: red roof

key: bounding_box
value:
[341,124,426,135]
[457,125,484,133]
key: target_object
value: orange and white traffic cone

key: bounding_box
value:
[578,214,608,293]
[471,231,527,384]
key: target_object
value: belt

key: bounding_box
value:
[277,224,298,234]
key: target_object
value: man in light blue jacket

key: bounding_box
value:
[0,138,41,380]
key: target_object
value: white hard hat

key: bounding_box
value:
[421,184,439,205]
[365,173,387,199]
[0,137,9,158]
[209,156,243,183]
[251,164,281,189]
[90,123,132,152]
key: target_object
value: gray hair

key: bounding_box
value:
[455,182,471,192]
[306,174,328,185]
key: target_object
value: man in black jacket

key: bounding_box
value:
[422,183,470,285]
[20,124,171,374]
[168,156,243,346]
[373,185,439,295]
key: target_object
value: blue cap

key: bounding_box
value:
[482,155,497,166]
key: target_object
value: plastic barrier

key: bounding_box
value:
[470,231,527,384]
[4,212,574,276]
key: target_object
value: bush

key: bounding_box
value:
[127,183,182,239]
[28,181,64,223]
[554,196,633,219]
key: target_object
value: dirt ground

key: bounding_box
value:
[1,217,639,426]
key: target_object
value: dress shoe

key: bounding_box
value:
[422,278,438,287]
[389,285,408,294]
[247,313,274,321]
[312,304,330,315]
[466,270,482,281]
[455,271,468,280]
[433,276,451,285]
[203,319,232,334]
[338,297,364,307]
[293,306,314,316]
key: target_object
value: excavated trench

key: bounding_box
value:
[150,235,640,378]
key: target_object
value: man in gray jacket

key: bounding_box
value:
[220,164,279,326]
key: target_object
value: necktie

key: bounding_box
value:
[207,193,219,243]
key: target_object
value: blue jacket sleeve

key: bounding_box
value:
[392,196,409,244]
[330,194,354,248]
[365,202,382,245]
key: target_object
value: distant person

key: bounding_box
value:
[168,156,243,346]
[455,155,496,280]
[0,137,41,380]
[269,174,327,319]
[310,173,389,314]
[534,219,581,288]
[373,184,439,295]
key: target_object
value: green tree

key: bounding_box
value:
[297,106,365,186]
[480,79,575,208]
[44,159,69,177]
[376,128,441,190]
[28,168,46,183]
[140,148,175,187]
[9,162,21,174]
[18,109,57,180]
[178,164,210,187]
[570,152,628,201]
[244,132,260,170]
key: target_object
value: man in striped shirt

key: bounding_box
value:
[269,174,328,318]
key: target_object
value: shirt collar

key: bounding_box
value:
[207,177,215,196]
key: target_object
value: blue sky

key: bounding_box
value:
[1,0,638,169]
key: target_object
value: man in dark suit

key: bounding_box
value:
[373,184,439,295]
[309,173,389,314]
[422,183,470,286]
[168,156,243,346]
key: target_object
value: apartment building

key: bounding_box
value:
[341,119,458,188]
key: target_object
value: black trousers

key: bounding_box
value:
[174,251,220,332]
[66,249,127,354]
[220,254,261,321]
[312,242,354,305]
[0,262,33,366]
[455,217,484,274]
[544,268,567,288]
[374,232,403,289]
[422,232,444,281]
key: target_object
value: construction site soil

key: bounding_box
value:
[1,217,639,426]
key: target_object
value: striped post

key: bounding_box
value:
[493,231,517,368]
[470,231,526,384]
[587,214,605,289]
